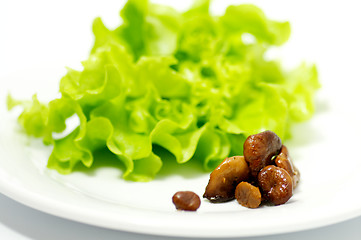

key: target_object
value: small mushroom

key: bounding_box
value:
[275,145,300,188]
[244,130,282,178]
[203,156,249,202]
[235,182,262,209]
[258,165,293,205]
[172,191,201,211]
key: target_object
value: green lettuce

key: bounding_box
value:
[8,0,320,181]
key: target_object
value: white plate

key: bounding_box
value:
[2,88,361,238]
[1,0,361,238]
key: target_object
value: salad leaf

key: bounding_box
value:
[220,4,291,45]
[8,0,320,181]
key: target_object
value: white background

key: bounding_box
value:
[1,0,361,239]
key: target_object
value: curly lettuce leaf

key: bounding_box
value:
[8,0,320,181]
[92,0,181,60]
[220,4,291,45]
[7,94,49,138]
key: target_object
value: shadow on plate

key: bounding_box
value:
[72,145,207,180]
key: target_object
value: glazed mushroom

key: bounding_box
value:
[258,165,293,205]
[243,130,282,178]
[235,182,262,209]
[172,191,201,211]
[203,156,249,202]
[274,145,300,188]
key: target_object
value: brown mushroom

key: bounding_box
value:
[172,191,201,211]
[235,182,262,208]
[258,165,293,205]
[244,130,282,178]
[203,156,249,202]
[275,145,300,188]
